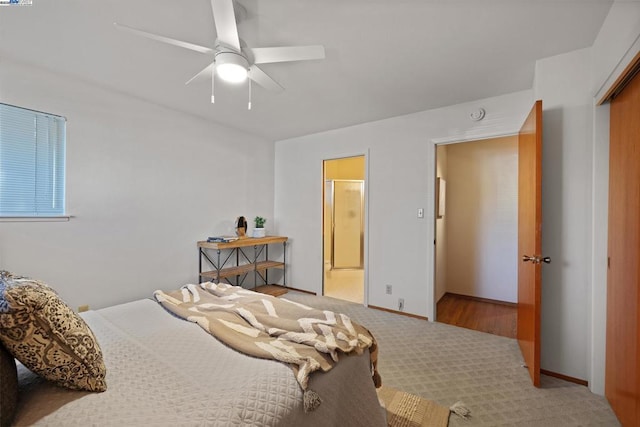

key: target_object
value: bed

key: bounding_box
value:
[0,274,386,426]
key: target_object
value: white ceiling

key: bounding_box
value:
[0,0,612,141]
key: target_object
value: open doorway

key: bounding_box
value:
[323,156,365,304]
[434,136,518,338]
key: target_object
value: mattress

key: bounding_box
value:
[13,299,386,426]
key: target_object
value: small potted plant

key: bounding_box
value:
[253,216,266,238]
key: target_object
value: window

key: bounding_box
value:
[0,103,66,217]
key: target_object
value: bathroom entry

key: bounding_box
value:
[323,156,365,304]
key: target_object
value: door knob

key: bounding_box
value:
[522,255,552,264]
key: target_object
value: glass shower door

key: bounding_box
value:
[331,180,364,269]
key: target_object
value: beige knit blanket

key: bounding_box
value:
[153,282,381,411]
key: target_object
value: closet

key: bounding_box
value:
[605,61,640,426]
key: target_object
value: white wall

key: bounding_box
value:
[534,47,594,382]
[530,0,640,395]
[434,145,447,302]
[273,0,640,390]
[592,1,640,99]
[0,60,274,310]
[274,90,533,320]
[445,137,518,303]
[276,21,635,381]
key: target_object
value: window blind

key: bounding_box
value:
[0,103,66,216]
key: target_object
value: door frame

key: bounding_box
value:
[429,130,520,322]
[321,151,370,306]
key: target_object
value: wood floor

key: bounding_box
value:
[437,293,517,338]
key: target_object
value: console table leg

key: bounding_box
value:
[254,245,258,291]
[217,249,221,284]
[198,248,202,283]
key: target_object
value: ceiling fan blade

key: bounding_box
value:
[250,46,325,64]
[248,66,283,92]
[114,23,213,54]
[211,0,241,51]
[185,62,215,85]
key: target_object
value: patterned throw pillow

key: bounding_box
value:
[0,271,107,392]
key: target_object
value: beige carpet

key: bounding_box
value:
[283,292,620,426]
[378,385,450,427]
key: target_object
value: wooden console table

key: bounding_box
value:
[198,236,288,295]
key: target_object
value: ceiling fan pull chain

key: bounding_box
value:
[211,69,215,104]
[248,78,252,110]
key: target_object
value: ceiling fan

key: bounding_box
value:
[114,0,325,109]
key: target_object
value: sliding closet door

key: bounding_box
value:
[606,66,640,426]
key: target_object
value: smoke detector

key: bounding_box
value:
[469,108,486,121]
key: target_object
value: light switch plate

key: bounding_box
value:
[417,208,424,218]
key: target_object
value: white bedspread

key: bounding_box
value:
[13,299,386,426]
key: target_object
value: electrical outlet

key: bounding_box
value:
[386,284,392,295]
[398,298,404,311]
[78,304,90,313]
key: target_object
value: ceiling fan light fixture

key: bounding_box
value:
[215,51,249,83]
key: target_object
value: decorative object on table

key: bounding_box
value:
[253,216,266,238]
[235,216,248,238]
[207,236,239,243]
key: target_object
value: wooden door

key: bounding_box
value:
[606,68,640,426]
[517,100,543,387]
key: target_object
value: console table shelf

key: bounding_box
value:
[198,236,288,292]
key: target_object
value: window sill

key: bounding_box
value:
[0,216,71,222]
